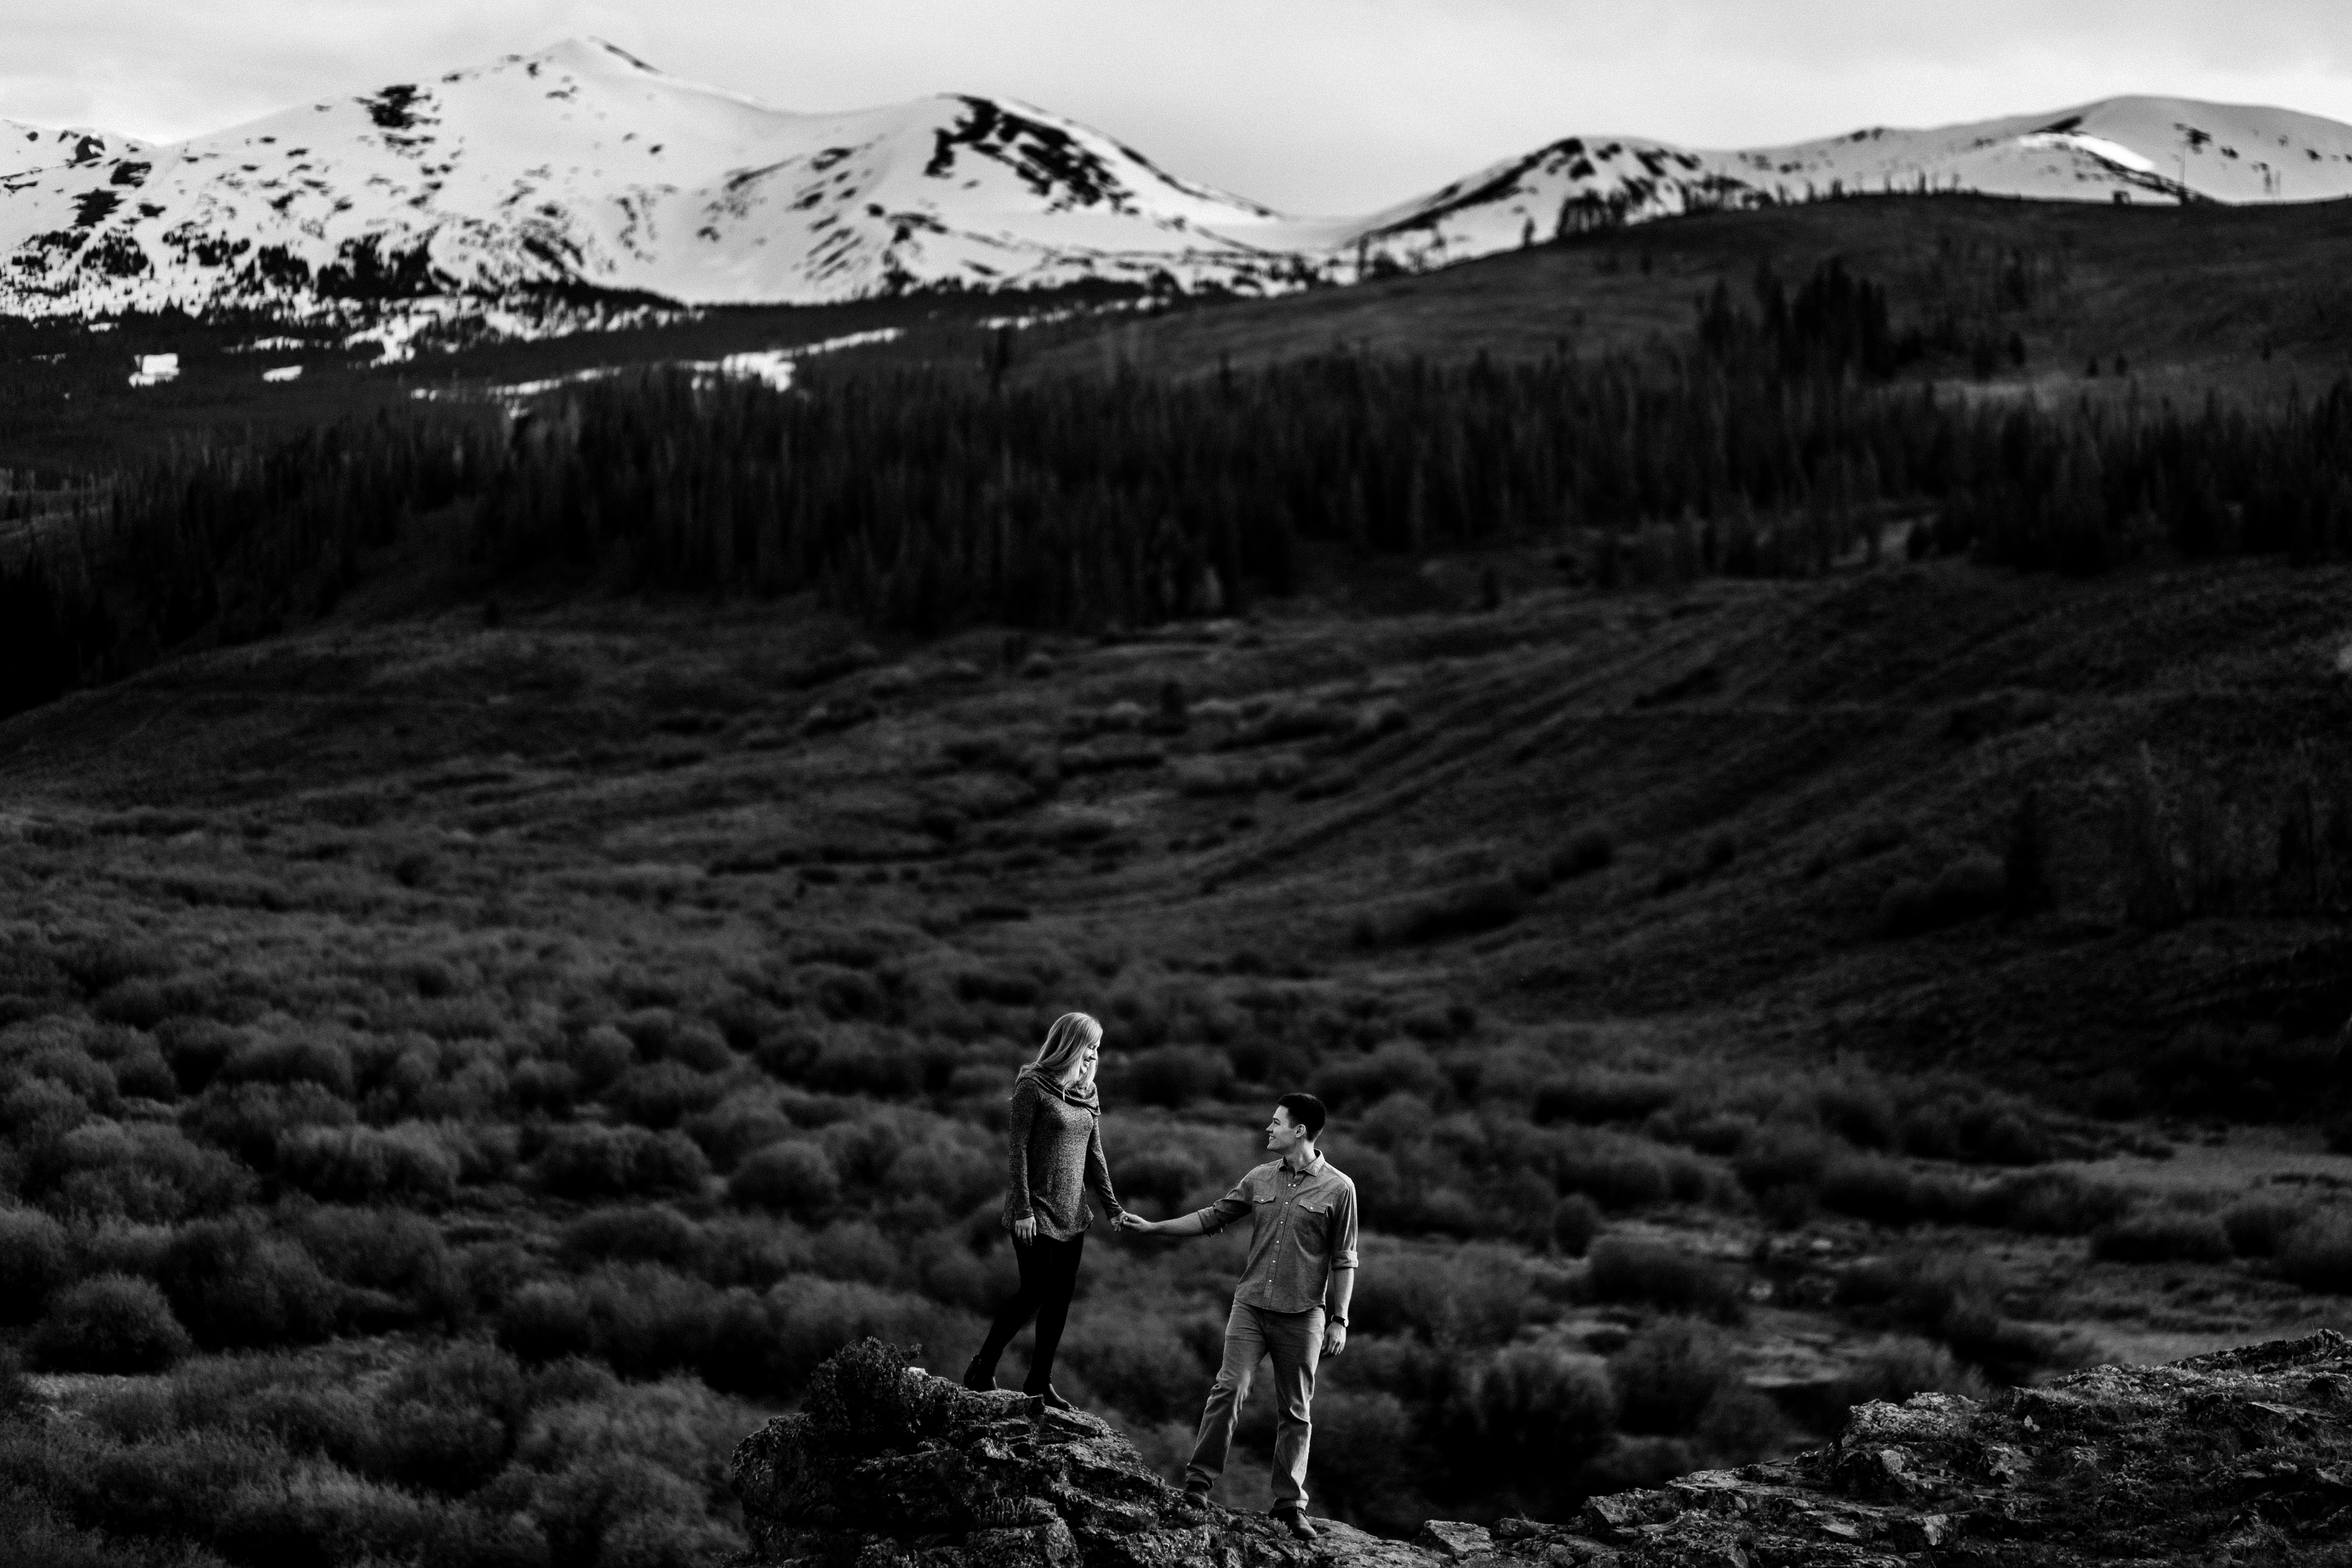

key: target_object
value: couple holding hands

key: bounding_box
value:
[960,1012,1358,1542]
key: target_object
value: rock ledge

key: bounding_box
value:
[730,1330,2352,1567]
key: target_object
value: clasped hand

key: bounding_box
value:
[1114,1211,1152,1235]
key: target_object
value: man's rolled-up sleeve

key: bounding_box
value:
[1193,1176,1253,1234]
[1329,1179,1359,1271]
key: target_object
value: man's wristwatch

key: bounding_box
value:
[1327,1315,1347,1328]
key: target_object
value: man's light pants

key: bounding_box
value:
[1184,1299,1325,1508]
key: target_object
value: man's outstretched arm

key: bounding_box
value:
[1120,1176,1251,1238]
[1121,1211,1211,1237]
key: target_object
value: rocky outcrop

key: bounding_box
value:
[730,1332,2352,1567]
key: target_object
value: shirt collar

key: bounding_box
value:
[1282,1147,1325,1178]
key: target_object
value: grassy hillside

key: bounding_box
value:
[1,531,2350,1562]
[1023,195,2352,396]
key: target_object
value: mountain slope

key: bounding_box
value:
[3,44,2351,321]
[0,120,149,181]
[0,38,1333,319]
[1347,97,2352,271]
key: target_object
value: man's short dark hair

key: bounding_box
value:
[1276,1093,1327,1141]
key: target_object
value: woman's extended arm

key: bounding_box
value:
[1084,1115,1123,1223]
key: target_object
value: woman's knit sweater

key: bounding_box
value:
[1003,1069,1123,1240]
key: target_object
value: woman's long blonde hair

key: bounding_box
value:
[1022,1012,1102,1088]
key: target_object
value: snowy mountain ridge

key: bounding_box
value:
[3,38,2349,328]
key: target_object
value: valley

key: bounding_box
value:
[0,85,2349,1558]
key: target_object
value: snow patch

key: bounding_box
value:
[2015,131,2158,174]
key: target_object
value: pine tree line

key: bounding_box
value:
[7,261,2352,719]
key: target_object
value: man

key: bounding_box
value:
[1117,1092,1357,1541]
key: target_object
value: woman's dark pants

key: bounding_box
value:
[974,1231,1085,1392]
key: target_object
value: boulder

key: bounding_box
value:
[733,1331,2352,1568]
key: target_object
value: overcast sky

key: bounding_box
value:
[5,1,2349,213]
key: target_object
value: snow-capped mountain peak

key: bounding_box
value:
[0,37,1326,321]
[3,48,2349,325]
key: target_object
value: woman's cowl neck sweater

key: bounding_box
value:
[1003,1068,1122,1239]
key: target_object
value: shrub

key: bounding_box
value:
[566,1027,636,1092]
[766,1278,974,1395]
[1302,1391,1425,1536]
[218,1036,355,1099]
[534,1127,712,1201]
[802,1337,951,1455]
[1122,1047,1233,1109]
[1974,1170,2131,1234]
[499,1282,596,1364]
[681,1096,794,1172]
[1534,1070,1679,1125]
[1610,1318,1736,1435]
[277,1123,462,1207]
[1731,1126,1833,1205]
[562,1206,711,1275]
[32,1274,191,1373]
[510,1059,581,1116]
[364,1399,512,1499]
[0,1209,73,1324]
[97,1038,179,1104]
[1118,1145,1206,1214]
[1350,1244,1530,1346]
[728,1141,841,1219]
[802,1035,922,1098]
[604,1063,727,1131]
[1310,1042,1447,1112]
[2222,1196,2310,1258]
[1060,1309,1214,1422]
[1447,1344,1616,1479]
[1550,1195,1601,1257]
[2091,1208,2232,1264]
[364,1341,531,1495]
[2278,1212,2352,1294]
[1693,1381,1787,1466]
[1828,1335,1990,1411]
[155,1018,245,1094]
[1838,1248,2087,1381]
[157,1221,339,1350]
[880,1139,997,1215]
[1586,1238,1745,1322]
[1552,1143,1673,1211]
[295,1206,465,1330]
[183,1082,355,1169]
[1817,1156,1966,1227]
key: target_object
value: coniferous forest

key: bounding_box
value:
[7,259,2352,724]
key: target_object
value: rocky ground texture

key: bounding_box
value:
[731,1333,2352,1567]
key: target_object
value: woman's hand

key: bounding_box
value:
[1115,1212,1152,1235]
[1013,1216,1037,1245]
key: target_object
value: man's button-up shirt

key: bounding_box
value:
[1193,1151,1359,1315]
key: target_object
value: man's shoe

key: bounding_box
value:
[961,1357,997,1393]
[1271,1506,1317,1542]
[1027,1385,1077,1412]
[1177,1480,1213,1511]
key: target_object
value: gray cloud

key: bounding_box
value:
[3,0,2348,212]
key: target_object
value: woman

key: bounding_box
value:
[963,1011,1124,1409]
